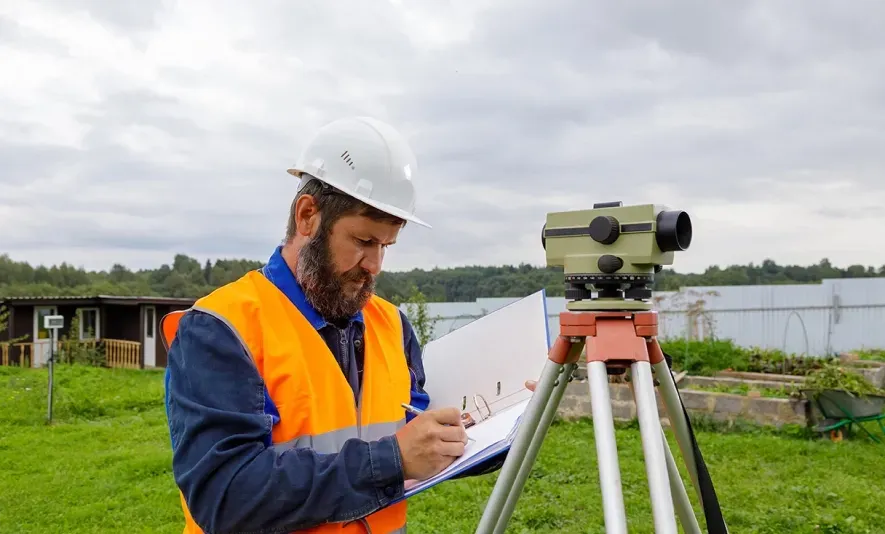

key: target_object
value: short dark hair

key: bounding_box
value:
[285,177,406,242]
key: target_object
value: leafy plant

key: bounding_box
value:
[853,347,885,362]
[56,313,106,367]
[391,284,441,346]
[0,304,30,365]
[804,361,885,398]
[654,288,721,340]
[745,349,838,376]
[659,337,751,375]
[0,304,28,344]
[0,303,9,335]
[659,337,883,385]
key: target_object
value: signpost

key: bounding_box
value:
[44,314,64,423]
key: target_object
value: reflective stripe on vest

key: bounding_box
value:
[276,418,405,455]
[161,270,410,534]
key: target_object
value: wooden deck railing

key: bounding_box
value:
[0,343,33,367]
[0,338,143,369]
[104,339,141,369]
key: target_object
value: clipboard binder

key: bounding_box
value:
[397,289,552,499]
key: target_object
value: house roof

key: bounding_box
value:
[0,295,197,307]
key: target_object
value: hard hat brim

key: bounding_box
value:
[287,169,432,229]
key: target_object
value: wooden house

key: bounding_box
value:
[0,295,195,369]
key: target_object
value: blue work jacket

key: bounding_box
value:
[164,246,505,533]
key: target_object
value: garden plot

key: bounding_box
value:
[558,341,885,437]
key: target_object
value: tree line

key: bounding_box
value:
[1,253,883,303]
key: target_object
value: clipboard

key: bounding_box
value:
[421,289,551,421]
[399,289,551,498]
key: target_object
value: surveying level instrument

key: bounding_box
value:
[475,202,728,534]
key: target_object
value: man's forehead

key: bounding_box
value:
[338,213,401,241]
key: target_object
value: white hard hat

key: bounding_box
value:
[286,116,431,228]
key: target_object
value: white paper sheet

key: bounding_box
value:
[397,290,551,499]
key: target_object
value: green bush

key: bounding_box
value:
[658,337,839,377]
[745,350,838,376]
[854,347,885,362]
[804,361,885,397]
[659,338,750,375]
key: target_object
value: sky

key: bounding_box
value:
[1,0,884,275]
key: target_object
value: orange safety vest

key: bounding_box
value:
[160,270,411,534]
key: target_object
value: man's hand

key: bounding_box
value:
[394,407,468,481]
[525,380,537,392]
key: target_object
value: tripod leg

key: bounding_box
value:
[628,376,701,534]
[651,357,701,502]
[475,338,579,534]
[631,361,678,534]
[490,360,579,534]
[587,360,628,534]
[650,340,730,534]
[662,428,702,534]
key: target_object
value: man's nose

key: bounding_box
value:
[360,246,384,276]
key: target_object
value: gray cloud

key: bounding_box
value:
[1,0,885,276]
[0,15,70,57]
[38,0,167,34]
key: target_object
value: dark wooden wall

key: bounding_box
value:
[104,306,140,341]
[10,305,33,342]
[2,301,193,368]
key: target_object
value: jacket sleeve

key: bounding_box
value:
[165,310,405,534]
[398,311,508,478]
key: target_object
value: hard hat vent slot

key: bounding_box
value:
[355,179,373,197]
[340,151,355,170]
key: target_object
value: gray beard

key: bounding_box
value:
[295,226,375,323]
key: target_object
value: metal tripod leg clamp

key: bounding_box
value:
[475,309,727,534]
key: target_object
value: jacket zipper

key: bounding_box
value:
[340,328,362,438]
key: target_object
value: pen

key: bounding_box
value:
[401,403,475,443]
[401,403,425,416]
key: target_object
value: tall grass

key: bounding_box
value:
[0,365,165,426]
[3,365,885,533]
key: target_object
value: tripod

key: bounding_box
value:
[474,308,728,534]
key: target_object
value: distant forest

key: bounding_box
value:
[1,253,883,303]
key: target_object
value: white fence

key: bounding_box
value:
[406,277,885,357]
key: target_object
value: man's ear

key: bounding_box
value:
[294,194,321,237]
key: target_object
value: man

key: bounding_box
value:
[162,117,522,534]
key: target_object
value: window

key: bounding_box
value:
[35,307,56,340]
[79,308,99,340]
[145,307,155,338]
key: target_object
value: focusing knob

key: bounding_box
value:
[589,216,620,244]
[598,255,624,274]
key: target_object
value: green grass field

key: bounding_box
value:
[2,365,884,533]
